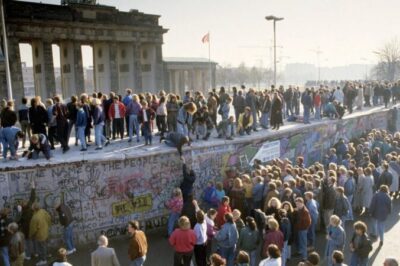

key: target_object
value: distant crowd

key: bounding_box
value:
[0,80,399,161]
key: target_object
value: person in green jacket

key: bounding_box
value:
[29,202,51,266]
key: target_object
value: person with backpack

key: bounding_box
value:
[349,221,372,266]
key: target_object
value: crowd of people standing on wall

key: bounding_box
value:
[0,80,399,161]
[2,126,400,266]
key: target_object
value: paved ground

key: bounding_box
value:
[23,199,400,266]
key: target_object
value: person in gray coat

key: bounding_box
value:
[91,235,120,266]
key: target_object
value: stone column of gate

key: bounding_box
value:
[73,41,84,96]
[109,42,119,93]
[42,40,56,98]
[178,70,185,97]
[189,69,195,92]
[155,44,164,91]
[169,70,174,94]
[6,38,24,103]
[132,43,143,93]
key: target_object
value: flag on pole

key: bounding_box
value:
[201,32,210,43]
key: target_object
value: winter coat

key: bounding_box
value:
[237,113,253,132]
[238,226,260,252]
[56,203,73,227]
[92,106,105,126]
[270,97,283,126]
[334,195,349,218]
[76,108,87,128]
[229,188,246,215]
[262,230,284,257]
[29,105,48,134]
[388,162,400,192]
[322,182,336,210]
[215,222,238,249]
[359,175,374,208]
[29,209,51,241]
[326,225,346,261]
[233,95,246,114]
[350,233,372,258]
[180,164,196,200]
[0,107,17,127]
[28,134,51,159]
[108,102,126,119]
[18,188,36,238]
[370,191,391,221]
[177,106,193,126]
[306,199,319,222]
[294,207,311,231]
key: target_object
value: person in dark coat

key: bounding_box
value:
[160,132,190,156]
[53,96,70,153]
[270,92,283,130]
[349,221,372,266]
[29,98,48,135]
[66,96,78,146]
[0,101,17,128]
[0,208,12,266]
[180,157,196,202]
[55,201,75,254]
[369,185,392,245]
[17,181,36,260]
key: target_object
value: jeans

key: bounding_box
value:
[35,240,47,261]
[48,126,57,148]
[95,124,107,148]
[168,212,180,236]
[315,106,321,120]
[303,106,310,123]
[297,230,308,260]
[350,253,368,266]
[131,256,146,266]
[260,112,269,128]
[25,238,35,258]
[373,219,385,242]
[129,114,140,141]
[286,102,293,116]
[0,246,10,266]
[77,126,86,149]
[64,223,75,251]
[248,249,257,266]
[219,246,235,266]
[307,217,317,247]
[282,241,289,266]
[177,123,189,137]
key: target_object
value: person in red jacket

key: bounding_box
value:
[215,196,232,229]
[262,218,284,259]
[108,96,126,140]
[294,197,311,261]
[169,216,197,266]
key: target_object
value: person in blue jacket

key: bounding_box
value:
[369,185,392,246]
[215,213,239,266]
[325,215,346,266]
[76,102,88,151]
[0,126,24,161]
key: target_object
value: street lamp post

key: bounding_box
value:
[265,15,284,87]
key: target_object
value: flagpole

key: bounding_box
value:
[208,31,212,91]
[0,0,12,100]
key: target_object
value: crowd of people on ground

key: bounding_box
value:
[1,80,399,161]
[2,126,400,266]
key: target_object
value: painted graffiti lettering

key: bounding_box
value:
[112,193,153,217]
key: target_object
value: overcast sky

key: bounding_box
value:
[18,0,400,68]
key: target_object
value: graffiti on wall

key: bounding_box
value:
[0,110,390,245]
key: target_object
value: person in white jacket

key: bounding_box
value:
[333,87,344,105]
[259,244,281,266]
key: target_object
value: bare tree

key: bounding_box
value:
[374,37,400,81]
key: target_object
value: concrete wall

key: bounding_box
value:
[0,110,390,246]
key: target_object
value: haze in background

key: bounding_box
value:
[19,0,399,69]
